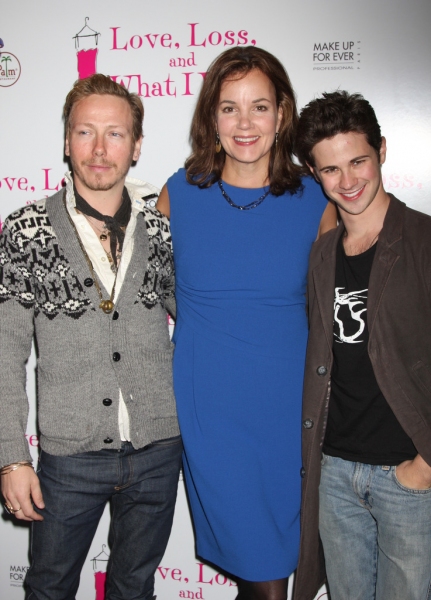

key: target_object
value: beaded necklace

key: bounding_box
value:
[218,180,270,211]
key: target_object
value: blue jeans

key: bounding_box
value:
[319,454,431,600]
[25,437,182,600]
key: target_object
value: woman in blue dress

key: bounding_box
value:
[157,46,336,600]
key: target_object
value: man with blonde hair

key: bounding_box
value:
[0,74,181,600]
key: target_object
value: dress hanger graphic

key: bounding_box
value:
[72,17,101,49]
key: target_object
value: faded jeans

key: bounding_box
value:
[319,454,431,600]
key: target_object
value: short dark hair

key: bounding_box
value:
[295,90,382,168]
[63,73,144,142]
[185,46,303,196]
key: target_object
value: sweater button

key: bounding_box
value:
[104,437,113,444]
[83,278,94,287]
[103,398,112,406]
[300,467,306,478]
[316,365,327,376]
[112,311,119,320]
[303,418,314,429]
[113,352,121,362]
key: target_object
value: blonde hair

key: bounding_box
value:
[63,74,144,142]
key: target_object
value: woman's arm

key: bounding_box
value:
[156,185,171,218]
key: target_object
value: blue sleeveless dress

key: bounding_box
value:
[167,169,327,580]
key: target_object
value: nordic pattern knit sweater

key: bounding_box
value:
[0,183,179,466]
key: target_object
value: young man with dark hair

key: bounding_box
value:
[0,74,181,600]
[294,91,431,600]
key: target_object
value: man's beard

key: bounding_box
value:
[71,157,131,193]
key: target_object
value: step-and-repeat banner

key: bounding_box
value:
[1,1,430,599]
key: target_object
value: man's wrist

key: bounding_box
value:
[0,461,33,476]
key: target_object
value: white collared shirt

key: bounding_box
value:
[64,173,159,441]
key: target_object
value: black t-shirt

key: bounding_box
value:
[323,236,417,465]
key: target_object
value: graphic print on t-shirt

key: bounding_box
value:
[333,287,368,344]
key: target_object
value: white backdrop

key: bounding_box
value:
[1,1,430,598]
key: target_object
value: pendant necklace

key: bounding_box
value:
[97,223,109,241]
[64,197,119,314]
[84,216,111,241]
[82,214,124,273]
[218,180,270,211]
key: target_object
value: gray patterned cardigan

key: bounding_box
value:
[0,184,179,466]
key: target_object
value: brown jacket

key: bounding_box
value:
[293,195,431,600]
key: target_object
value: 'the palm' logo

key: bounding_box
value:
[0,52,21,87]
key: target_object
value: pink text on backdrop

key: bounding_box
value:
[110,72,206,97]
[197,563,237,587]
[0,176,35,192]
[110,24,256,51]
[25,434,39,447]
[42,169,66,192]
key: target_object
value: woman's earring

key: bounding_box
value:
[215,133,222,154]
[275,132,279,145]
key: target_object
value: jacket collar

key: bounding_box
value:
[367,194,405,332]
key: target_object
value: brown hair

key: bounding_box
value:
[296,90,382,168]
[185,46,303,196]
[63,73,144,142]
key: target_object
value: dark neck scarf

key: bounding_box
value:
[73,184,132,267]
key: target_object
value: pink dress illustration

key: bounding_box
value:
[92,544,109,600]
[77,48,98,79]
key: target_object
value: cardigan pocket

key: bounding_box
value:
[411,360,431,395]
[142,347,177,419]
[37,364,97,442]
